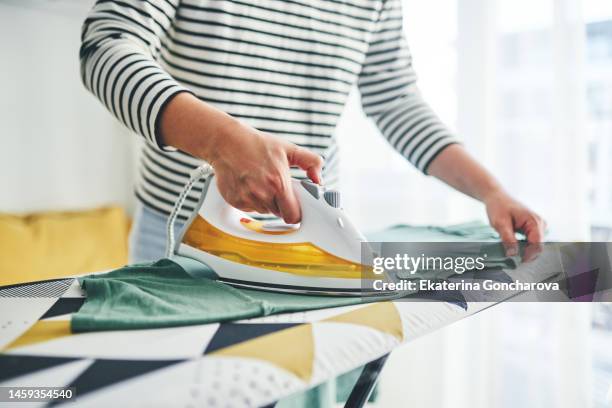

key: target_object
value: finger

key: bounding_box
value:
[268,198,281,219]
[274,178,301,224]
[306,165,323,185]
[494,217,518,257]
[522,217,545,243]
[235,201,255,214]
[249,188,275,214]
[236,205,255,213]
[248,192,270,215]
[286,145,323,184]
[522,242,542,263]
[232,193,260,214]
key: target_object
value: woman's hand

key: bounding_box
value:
[427,144,546,259]
[483,189,546,260]
[210,120,322,224]
[159,93,323,224]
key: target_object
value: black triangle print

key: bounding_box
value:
[0,355,79,382]
[405,290,468,310]
[204,323,298,354]
[0,278,73,298]
[41,298,86,319]
[51,359,183,405]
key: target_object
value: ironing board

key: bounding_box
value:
[0,260,560,408]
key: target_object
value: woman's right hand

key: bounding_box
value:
[160,92,323,224]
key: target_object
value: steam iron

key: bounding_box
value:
[167,165,383,296]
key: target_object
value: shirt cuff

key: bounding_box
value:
[422,140,461,175]
[150,87,195,152]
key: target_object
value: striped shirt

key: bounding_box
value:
[80,0,458,220]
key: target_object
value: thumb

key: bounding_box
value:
[274,176,302,224]
[286,145,323,184]
[494,217,518,257]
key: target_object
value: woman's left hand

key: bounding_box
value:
[484,189,546,260]
[426,144,546,260]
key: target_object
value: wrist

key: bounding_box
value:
[481,186,509,205]
[206,115,248,169]
[198,109,242,164]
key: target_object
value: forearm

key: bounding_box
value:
[426,144,505,203]
[159,92,240,163]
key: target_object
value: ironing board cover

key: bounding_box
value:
[0,223,561,407]
[0,270,507,407]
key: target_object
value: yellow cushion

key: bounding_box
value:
[0,207,130,286]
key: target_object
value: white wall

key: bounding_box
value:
[0,0,138,214]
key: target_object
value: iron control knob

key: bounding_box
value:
[323,190,341,208]
[300,179,320,199]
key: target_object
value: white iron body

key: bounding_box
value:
[175,176,379,295]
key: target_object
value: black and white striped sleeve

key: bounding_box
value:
[79,0,191,150]
[358,0,459,174]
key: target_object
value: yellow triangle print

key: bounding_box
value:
[4,320,72,351]
[325,302,403,341]
[213,324,314,382]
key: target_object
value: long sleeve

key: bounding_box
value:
[358,0,459,174]
[79,0,191,150]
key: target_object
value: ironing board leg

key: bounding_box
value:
[262,353,389,408]
[344,353,390,408]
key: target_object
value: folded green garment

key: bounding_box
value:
[367,220,502,242]
[369,221,521,279]
[72,259,374,332]
[72,221,514,333]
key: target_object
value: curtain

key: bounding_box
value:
[335,0,596,406]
